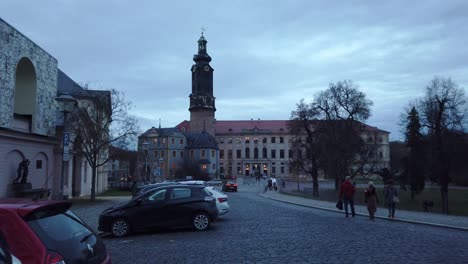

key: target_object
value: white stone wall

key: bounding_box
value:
[0,18,58,136]
[0,134,55,198]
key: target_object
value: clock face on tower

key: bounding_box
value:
[204,66,209,71]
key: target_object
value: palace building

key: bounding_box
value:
[138,34,390,181]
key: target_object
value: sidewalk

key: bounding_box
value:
[260,190,468,231]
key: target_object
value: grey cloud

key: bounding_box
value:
[2,0,467,142]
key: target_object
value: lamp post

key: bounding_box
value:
[56,93,77,200]
[142,141,149,183]
[158,157,163,180]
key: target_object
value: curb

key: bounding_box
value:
[259,192,468,232]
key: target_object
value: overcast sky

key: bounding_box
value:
[2,0,468,140]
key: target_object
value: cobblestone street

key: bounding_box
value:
[71,184,468,264]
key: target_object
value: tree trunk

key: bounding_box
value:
[90,167,97,201]
[440,186,449,215]
[311,159,319,197]
[312,176,319,197]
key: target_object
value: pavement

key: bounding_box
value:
[260,189,468,231]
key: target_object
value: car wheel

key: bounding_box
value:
[192,212,210,231]
[111,218,130,237]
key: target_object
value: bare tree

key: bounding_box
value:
[314,80,374,189]
[288,99,320,196]
[418,76,466,214]
[70,89,138,201]
[289,81,375,193]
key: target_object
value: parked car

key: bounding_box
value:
[0,232,21,264]
[132,182,177,198]
[205,187,229,215]
[0,199,111,264]
[177,180,207,186]
[99,185,218,237]
[207,179,222,186]
[222,180,238,192]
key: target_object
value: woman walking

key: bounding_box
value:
[365,182,379,220]
[384,182,399,218]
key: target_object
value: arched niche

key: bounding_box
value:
[1,150,25,197]
[14,57,37,123]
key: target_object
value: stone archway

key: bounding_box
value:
[14,57,37,129]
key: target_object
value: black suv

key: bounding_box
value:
[99,185,218,237]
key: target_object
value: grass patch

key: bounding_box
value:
[283,187,468,216]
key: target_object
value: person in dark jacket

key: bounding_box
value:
[267,177,273,191]
[384,182,399,218]
[339,176,356,218]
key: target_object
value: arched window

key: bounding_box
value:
[254,148,258,159]
[14,57,37,127]
[245,147,250,158]
[262,147,267,158]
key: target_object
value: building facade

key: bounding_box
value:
[0,18,58,198]
[138,34,219,181]
[0,18,109,198]
[212,120,390,179]
[138,33,390,181]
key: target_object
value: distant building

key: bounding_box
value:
[138,33,390,181]
[138,33,218,181]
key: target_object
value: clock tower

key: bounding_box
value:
[189,33,216,135]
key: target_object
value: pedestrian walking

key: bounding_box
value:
[365,181,379,220]
[267,177,273,191]
[272,177,278,191]
[384,181,399,218]
[339,176,356,218]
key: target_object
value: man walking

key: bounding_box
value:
[339,176,356,218]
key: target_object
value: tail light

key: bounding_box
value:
[46,251,66,264]
[217,197,228,203]
[233,184,238,187]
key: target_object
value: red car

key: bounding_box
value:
[0,199,111,264]
[222,180,238,192]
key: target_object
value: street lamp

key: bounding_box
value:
[56,93,77,200]
[158,158,163,180]
[142,141,149,183]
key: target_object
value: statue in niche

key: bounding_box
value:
[13,159,30,184]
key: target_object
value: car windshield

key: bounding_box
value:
[27,210,96,255]
[27,209,93,250]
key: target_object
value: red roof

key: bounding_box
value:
[176,120,389,134]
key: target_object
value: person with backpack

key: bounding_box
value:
[339,176,356,218]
